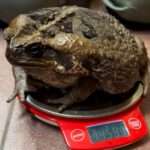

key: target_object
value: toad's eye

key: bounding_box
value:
[26,43,43,58]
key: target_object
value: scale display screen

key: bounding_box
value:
[88,121,129,143]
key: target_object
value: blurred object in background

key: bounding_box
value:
[0,0,90,23]
[0,20,8,29]
[103,0,150,29]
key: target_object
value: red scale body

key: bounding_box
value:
[21,95,148,150]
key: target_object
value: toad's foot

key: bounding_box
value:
[47,78,97,112]
[47,94,80,112]
[6,85,27,103]
[48,97,74,112]
[7,67,28,103]
[6,89,18,103]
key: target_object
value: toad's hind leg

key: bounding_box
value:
[47,78,97,112]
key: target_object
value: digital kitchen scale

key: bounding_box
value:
[20,82,148,150]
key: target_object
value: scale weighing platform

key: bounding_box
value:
[20,83,148,150]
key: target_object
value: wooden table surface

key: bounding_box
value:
[0,1,150,150]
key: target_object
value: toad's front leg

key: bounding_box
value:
[47,78,98,112]
[7,66,28,103]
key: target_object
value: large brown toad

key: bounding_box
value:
[4,6,149,111]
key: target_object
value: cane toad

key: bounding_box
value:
[4,6,149,111]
